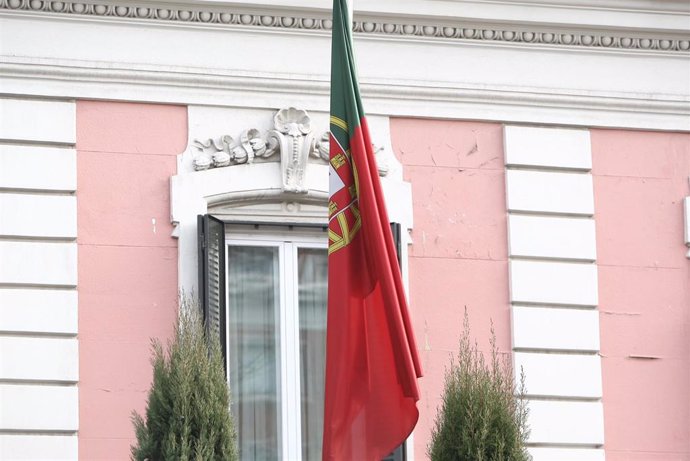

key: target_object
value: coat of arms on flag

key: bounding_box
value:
[328,124,362,255]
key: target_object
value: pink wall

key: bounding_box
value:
[77,101,187,459]
[391,119,511,459]
[592,130,690,460]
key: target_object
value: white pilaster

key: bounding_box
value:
[504,125,604,459]
[0,97,78,459]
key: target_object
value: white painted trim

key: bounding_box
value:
[528,447,605,461]
[505,170,594,216]
[0,384,79,431]
[0,289,78,335]
[172,107,413,295]
[504,125,604,451]
[176,106,415,457]
[0,434,78,461]
[512,306,600,352]
[0,337,78,383]
[0,98,75,145]
[514,352,602,398]
[509,259,598,306]
[683,197,690,258]
[0,193,77,239]
[1,1,689,131]
[1,0,688,46]
[0,145,77,192]
[0,99,79,461]
[508,214,597,261]
[2,58,688,131]
[527,400,604,446]
[0,241,77,287]
[504,126,592,170]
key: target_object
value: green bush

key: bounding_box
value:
[428,311,530,461]
[131,299,238,461]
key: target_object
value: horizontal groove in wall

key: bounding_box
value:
[0,284,77,291]
[0,94,76,103]
[0,429,78,436]
[526,442,604,449]
[0,283,77,290]
[0,188,76,196]
[0,139,75,148]
[513,347,599,355]
[505,164,592,174]
[0,236,77,243]
[525,395,602,403]
[0,331,77,339]
[507,210,595,219]
[509,255,596,264]
[511,301,598,310]
[0,379,78,386]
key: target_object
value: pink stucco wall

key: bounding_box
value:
[77,101,187,459]
[391,119,511,459]
[592,130,690,460]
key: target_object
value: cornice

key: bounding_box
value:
[1,0,689,54]
[2,59,688,131]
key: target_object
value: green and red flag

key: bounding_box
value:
[322,0,423,459]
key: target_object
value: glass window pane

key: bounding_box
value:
[298,248,328,461]
[228,246,281,461]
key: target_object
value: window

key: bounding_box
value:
[199,216,406,461]
[226,224,327,461]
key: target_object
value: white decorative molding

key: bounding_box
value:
[4,58,687,131]
[1,0,688,53]
[190,107,391,192]
[504,125,604,458]
[192,107,329,193]
[172,106,411,294]
[2,1,689,131]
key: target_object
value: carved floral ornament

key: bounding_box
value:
[192,107,388,194]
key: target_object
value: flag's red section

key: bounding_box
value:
[323,117,422,460]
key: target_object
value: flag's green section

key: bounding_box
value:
[330,0,364,150]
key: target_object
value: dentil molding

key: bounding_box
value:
[1,0,689,54]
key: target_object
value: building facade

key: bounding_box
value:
[0,0,689,460]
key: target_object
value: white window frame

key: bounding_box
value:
[171,108,415,460]
[226,226,327,461]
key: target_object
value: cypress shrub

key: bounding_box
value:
[131,299,238,461]
[428,311,530,461]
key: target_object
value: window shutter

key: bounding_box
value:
[390,222,402,269]
[197,214,227,368]
[383,222,406,461]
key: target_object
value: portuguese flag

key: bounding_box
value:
[322,0,423,459]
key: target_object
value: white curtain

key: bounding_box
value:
[298,248,328,461]
[228,246,281,461]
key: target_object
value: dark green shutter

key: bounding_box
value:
[197,214,227,369]
[383,222,406,461]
